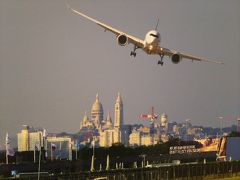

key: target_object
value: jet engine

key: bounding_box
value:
[171,53,182,64]
[117,34,128,46]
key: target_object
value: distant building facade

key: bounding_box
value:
[46,136,72,160]
[129,127,154,146]
[17,125,43,152]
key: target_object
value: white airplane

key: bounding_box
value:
[68,5,223,66]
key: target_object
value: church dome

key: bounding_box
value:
[91,94,103,113]
[91,94,104,128]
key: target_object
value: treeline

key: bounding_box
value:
[77,137,202,161]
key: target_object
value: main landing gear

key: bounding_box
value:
[158,54,164,66]
[130,45,139,57]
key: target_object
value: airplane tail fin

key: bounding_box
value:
[65,0,71,10]
[155,18,159,30]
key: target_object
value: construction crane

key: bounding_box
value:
[140,107,159,145]
[140,107,158,123]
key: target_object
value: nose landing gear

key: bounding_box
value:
[158,54,164,66]
[130,51,136,57]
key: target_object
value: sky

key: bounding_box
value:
[0,0,239,148]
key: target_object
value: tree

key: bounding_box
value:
[228,131,240,137]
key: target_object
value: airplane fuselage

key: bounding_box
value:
[143,30,161,55]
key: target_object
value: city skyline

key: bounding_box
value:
[0,0,239,148]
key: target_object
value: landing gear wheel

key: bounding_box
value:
[158,61,163,66]
[130,51,136,57]
[157,54,164,66]
[130,45,139,57]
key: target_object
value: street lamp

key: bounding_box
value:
[139,154,146,167]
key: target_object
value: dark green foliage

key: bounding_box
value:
[228,131,240,137]
[77,138,201,161]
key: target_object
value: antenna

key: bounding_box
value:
[155,18,159,30]
[65,0,71,9]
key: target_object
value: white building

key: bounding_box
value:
[46,136,72,160]
[79,93,129,147]
[17,125,43,152]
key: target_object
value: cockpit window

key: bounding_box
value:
[150,33,159,38]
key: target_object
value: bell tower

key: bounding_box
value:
[114,92,123,129]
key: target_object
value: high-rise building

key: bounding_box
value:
[17,125,29,151]
[91,94,103,129]
[114,92,123,129]
[17,125,43,152]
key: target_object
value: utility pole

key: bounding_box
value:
[139,154,146,167]
[90,140,95,172]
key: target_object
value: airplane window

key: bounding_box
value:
[150,34,159,38]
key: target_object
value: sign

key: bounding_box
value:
[169,145,199,154]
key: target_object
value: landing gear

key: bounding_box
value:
[130,45,139,57]
[130,51,136,57]
[158,60,163,66]
[158,54,164,66]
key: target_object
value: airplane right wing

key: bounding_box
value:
[68,6,145,48]
[159,47,224,64]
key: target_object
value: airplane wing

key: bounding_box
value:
[159,47,224,64]
[68,6,145,48]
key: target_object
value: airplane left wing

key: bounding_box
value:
[69,6,145,48]
[159,47,224,64]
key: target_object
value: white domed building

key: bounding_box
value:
[80,112,94,129]
[91,94,104,129]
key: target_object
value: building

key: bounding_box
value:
[129,129,141,146]
[46,136,72,160]
[79,93,128,147]
[141,133,152,146]
[129,127,156,146]
[80,112,94,129]
[114,92,123,129]
[101,112,113,130]
[91,94,103,129]
[99,129,115,147]
[113,93,128,145]
[17,125,43,152]
[160,113,168,127]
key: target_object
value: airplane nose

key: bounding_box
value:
[150,33,159,38]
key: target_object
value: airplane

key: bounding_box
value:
[68,5,223,66]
